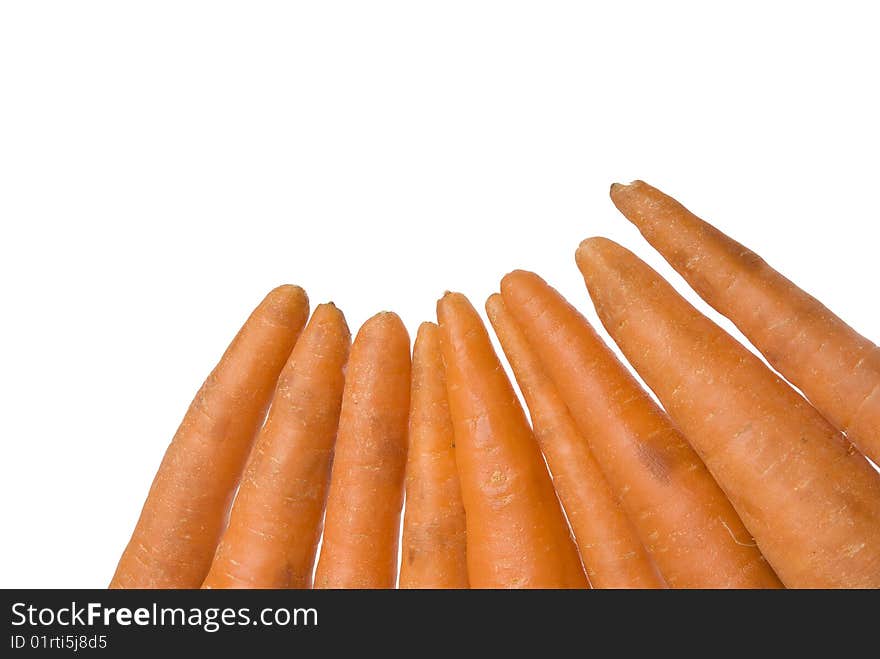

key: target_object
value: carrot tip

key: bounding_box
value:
[260,284,310,325]
[439,290,465,304]
[484,293,503,316]
[609,180,649,199]
[359,311,410,346]
[575,237,625,278]
[313,302,348,330]
[499,269,538,291]
[365,310,403,325]
[576,236,615,256]
[266,284,308,307]
[270,283,307,297]
[436,291,474,326]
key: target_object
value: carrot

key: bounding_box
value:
[202,303,350,589]
[486,294,665,588]
[399,322,469,589]
[576,237,880,588]
[500,271,782,588]
[610,180,880,467]
[110,285,310,589]
[313,312,411,589]
[437,292,587,589]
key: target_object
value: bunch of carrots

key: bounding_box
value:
[111,181,880,589]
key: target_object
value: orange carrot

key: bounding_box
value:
[577,237,880,588]
[399,322,469,589]
[111,285,309,588]
[500,271,781,588]
[437,292,587,589]
[610,180,880,466]
[313,312,411,589]
[486,294,664,588]
[202,303,350,589]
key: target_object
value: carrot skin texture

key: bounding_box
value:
[486,295,665,589]
[202,303,351,589]
[500,271,781,588]
[399,323,469,589]
[437,292,587,589]
[313,312,411,589]
[577,238,880,588]
[111,285,310,589]
[610,180,880,466]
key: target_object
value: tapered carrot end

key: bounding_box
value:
[575,237,624,273]
[357,311,410,366]
[499,269,545,298]
[360,310,408,336]
[609,180,649,201]
[257,284,310,329]
[413,322,441,371]
[314,300,341,314]
[415,321,439,349]
[437,291,505,391]
[609,180,681,233]
[499,270,554,317]
[484,293,505,321]
[610,180,643,216]
[312,301,351,337]
[437,292,496,352]
[436,291,474,327]
[267,283,308,305]
[576,238,652,313]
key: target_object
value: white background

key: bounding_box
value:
[1,2,878,588]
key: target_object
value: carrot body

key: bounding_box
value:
[399,323,469,589]
[500,271,781,588]
[486,295,664,588]
[437,292,587,589]
[610,180,880,466]
[313,312,411,589]
[577,238,880,588]
[111,285,310,589]
[202,303,350,589]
